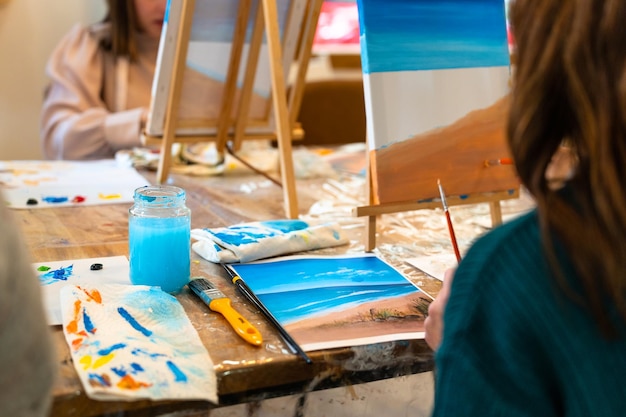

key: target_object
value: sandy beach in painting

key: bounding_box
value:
[285,292,432,346]
[370,95,518,205]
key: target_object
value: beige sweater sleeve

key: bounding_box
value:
[0,201,56,416]
[40,24,144,160]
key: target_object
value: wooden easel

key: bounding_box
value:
[143,0,323,219]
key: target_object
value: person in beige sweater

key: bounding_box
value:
[40,0,167,160]
[0,197,56,416]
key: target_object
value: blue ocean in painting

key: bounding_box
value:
[231,256,421,325]
[258,283,418,325]
[356,0,510,73]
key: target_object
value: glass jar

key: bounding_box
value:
[129,185,191,294]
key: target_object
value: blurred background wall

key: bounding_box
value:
[0,0,106,159]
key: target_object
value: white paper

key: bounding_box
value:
[34,256,131,325]
[0,160,149,209]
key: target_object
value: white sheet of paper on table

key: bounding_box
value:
[34,256,131,325]
[0,160,149,209]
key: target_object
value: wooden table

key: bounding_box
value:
[14,166,441,417]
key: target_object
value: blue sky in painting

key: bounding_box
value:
[232,256,410,295]
[356,0,509,72]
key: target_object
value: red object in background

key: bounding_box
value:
[314,2,360,46]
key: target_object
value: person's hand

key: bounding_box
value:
[424,267,456,351]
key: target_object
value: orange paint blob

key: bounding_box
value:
[117,374,152,390]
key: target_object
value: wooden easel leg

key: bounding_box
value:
[489,200,503,227]
[364,148,376,251]
[365,215,377,252]
[262,0,299,219]
[156,140,172,184]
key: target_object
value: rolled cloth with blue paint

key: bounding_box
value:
[191,220,348,263]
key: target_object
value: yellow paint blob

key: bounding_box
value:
[98,193,122,200]
[79,355,92,370]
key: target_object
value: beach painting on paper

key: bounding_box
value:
[356,0,515,204]
[230,254,432,351]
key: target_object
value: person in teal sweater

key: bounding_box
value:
[424,0,626,415]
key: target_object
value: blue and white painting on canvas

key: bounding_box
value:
[357,0,510,149]
[355,0,514,204]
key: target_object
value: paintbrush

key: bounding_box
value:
[222,264,313,364]
[437,179,462,264]
[188,278,263,347]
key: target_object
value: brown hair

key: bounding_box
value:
[101,0,140,61]
[507,0,626,335]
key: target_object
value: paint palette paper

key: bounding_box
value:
[34,256,132,325]
[60,284,217,403]
[0,160,149,209]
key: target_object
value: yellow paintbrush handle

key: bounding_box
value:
[209,298,263,346]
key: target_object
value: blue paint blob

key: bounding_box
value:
[83,308,96,334]
[117,307,153,337]
[131,348,166,359]
[88,373,111,387]
[42,196,69,204]
[39,265,74,285]
[112,362,144,378]
[130,362,144,373]
[210,220,310,247]
[261,220,308,233]
[459,194,469,200]
[98,343,126,356]
[166,360,188,383]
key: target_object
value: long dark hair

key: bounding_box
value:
[101,0,140,60]
[507,0,626,335]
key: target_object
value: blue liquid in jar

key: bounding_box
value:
[128,186,191,294]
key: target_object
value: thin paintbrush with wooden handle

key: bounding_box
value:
[222,264,312,364]
[437,179,462,263]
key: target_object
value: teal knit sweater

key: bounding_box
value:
[432,209,626,416]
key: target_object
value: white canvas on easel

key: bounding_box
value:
[146,0,308,137]
[143,0,323,218]
[354,0,519,249]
